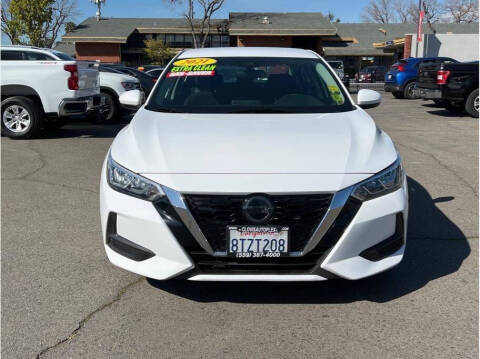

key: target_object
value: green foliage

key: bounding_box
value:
[9,0,54,46]
[144,39,175,65]
[64,21,76,33]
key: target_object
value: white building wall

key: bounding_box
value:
[411,33,479,61]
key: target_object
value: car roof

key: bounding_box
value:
[405,56,453,62]
[177,47,319,59]
[1,45,53,52]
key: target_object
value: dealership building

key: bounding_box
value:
[55,12,479,74]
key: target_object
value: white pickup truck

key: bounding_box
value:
[1,45,103,139]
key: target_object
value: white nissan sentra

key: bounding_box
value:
[100,47,408,281]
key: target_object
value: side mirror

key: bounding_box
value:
[357,89,382,109]
[119,90,144,109]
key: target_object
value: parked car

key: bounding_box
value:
[137,65,163,72]
[98,65,141,121]
[0,45,102,138]
[358,65,386,83]
[384,57,458,99]
[145,67,165,79]
[416,61,479,117]
[100,47,408,282]
[102,64,156,95]
[327,60,350,90]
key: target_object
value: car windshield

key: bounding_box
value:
[146,57,353,114]
[328,61,343,69]
[51,50,75,60]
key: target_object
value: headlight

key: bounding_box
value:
[121,81,138,91]
[107,154,164,201]
[352,157,404,201]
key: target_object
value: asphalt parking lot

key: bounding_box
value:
[2,95,478,358]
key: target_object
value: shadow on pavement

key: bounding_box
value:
[425,109,468,118]
[36,115,131,140]
[148,177,471,303]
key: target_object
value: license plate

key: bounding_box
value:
[227,225,289,258]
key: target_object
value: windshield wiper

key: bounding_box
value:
[147,106,181,113]
[228,108,293,114]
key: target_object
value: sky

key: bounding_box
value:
[1,0,371,45]
[76,0,370,23]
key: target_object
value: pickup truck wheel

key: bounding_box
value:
[101,91,118,122]
[403,82,417,99]
[1,96,42,139]
[445,100,465,114]
[465,89,479,118]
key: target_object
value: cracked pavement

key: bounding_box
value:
[2,97,478,358]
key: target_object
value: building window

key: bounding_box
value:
[166,34,175,46]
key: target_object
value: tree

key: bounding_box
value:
[64,21,76,33]
[1,0,76,47]
[363,0,447,24]
[144,39,175,65]
[395,1,411,23]
[168,0,226,48]
[361,0,396,23]
[327,11,341,23]
[444,0,479,23]
[1,0,21,44]
[407,0,444,23]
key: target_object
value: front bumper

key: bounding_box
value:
[58,94,105,116]
[384,83,401,93]
[100,166,408,281]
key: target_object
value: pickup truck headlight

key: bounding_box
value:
[352,157,404,201]
[121,82,139,91]
[107,154,164,201]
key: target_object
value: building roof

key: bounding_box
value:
[323,23,479,56]
[178,47,319,59]
[53,41,76,56]
[229,12,337,36]
[62,17,229,43]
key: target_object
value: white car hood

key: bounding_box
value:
[99,72,138,85]
[110,107,397,175]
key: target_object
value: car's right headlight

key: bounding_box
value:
[352,157,404,201]
[107,153,164,201]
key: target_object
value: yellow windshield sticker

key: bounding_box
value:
[173,58,217,67]
[328,85,344,104]
[167,59,217,78]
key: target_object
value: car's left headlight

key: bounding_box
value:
[121,81,139,91]
[352,157,404,201]
[107,154,164,201]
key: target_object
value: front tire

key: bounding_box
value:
[465,89,479,118]
[1,96,42,139]
[101,91,118,122]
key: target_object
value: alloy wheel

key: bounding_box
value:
[2,105,31,133]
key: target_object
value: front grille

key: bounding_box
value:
[183,194,333,253]
[185,197,362,274]
[154,195,361,275]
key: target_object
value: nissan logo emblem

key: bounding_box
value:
[242,195,274,224]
